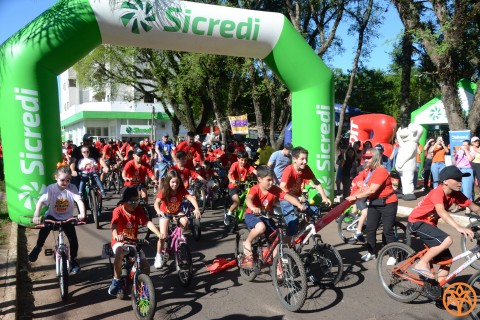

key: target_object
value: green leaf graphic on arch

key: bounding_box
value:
[429,105,443,121]
[120,0,156,34]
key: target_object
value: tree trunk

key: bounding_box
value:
[249,59,266,140]
[399,31,413,127]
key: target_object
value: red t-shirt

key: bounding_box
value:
[409,185,471,226]
[219,153,237,168]
[173,141,202,168]
[169,165,199,189]
[228,162,256,188]
[103,144,115,159]
[280,164,316,197]
[155,187,190,214]
[122,160,154,186]
[351,166,397,204]
[213,148,225,159]
[246,184,285,214]
[121,143,135,156]
[110,205,149,246]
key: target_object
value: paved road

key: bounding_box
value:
[24,190,476,319]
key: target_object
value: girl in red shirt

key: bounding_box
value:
[153,170,201,269]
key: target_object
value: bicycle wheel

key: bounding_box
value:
[191,217,201,241]
[235,229,258,282]
[115,173,123,194]
[461,232,480,270]
[89,188,100,229]
[176,243,193,287]
[304,236,343,286]
[131,273,156,320]
[272,247,308,312]
[467,271,480,320]
[376,242,421,303]
[59,251,69,301]
[195,186,206,214]
[337,211,359,243]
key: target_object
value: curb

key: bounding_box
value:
[0,222,17,320]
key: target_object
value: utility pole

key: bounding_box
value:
[151,105,155,142]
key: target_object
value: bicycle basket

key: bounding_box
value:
[102,243,114,258]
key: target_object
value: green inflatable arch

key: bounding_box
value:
[0,0,334,225]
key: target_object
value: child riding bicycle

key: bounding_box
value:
[29,166,86,274]
[224,150,257,226]
[153,170,201,269]
[241,165,306,268]
[108,186,162,296]
[408,165,478,282]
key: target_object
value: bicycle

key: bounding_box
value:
[181,198,202,241]
[104,161,122,194]
[291,202,344,287]
[224,179,256,233]
[336,204,410,246]
[80,171,102,229]
[157,214,194,287]
[189,178,206,215]
[461,213,480,270]
[102,238,156,320]
[235,209,308,312]
[34,217,85,301]
[376,226,480,316]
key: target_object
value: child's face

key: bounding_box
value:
[443,177,462,191]
[177,157,186,167]
[258,175,274,190]
[293,153,308,170]
[169,177,180,190]
[238,158,247,167]
[56,173,71,189]
[81,148,90,158]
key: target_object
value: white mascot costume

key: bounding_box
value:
[395,123,424,200]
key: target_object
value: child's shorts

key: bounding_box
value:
[407,221,452,260]
[229,188,240,197]
[245,214,276,237]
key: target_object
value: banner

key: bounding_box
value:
[228,114,249,135]
[449,130,471,160]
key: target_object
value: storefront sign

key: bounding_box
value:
[120,125,153,135]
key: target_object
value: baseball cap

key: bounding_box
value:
[363,149,373,158]
[471,136,479,143]
[284,143,293,150]
[163,132,169,137]
[134,148,144,156]
[439,165,470,182]
[374,144,384,152]
[83,133,93,141]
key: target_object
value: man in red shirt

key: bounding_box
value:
[118,138,135,161]
[279,147,331,237]
[122,148,158,203]
[172,131,203,168]
[407,166,477,282]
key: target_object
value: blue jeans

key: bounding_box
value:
[431,162,446,188]
[155,161,172,179]
[79,172,105,194]
[459,167,474,200]
[280,200,320,236]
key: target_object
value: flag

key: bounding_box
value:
[228,114,249,135]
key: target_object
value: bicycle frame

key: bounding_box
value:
[166,219,187,257]
[54,227,70,275]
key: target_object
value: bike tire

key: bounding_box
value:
[131,273,156,320]
[191,218,201,241]
[461,233,480,270]
[467,271,480,320]
[235,229,258,282]
[59,251,69,301]
[89,188,100,229]
[195,186,206,214]
[272,247,307,312]
[337,211,358,243]
[376,242,421,303]
[115,173,123,194]
[304,237,343,286]
[176,243,193,287]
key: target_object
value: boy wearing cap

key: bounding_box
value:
[407,165,478,282]
[122,148,158,203]
[267,143,293,185]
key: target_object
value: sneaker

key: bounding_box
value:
[347,237,358,244]
[28,246,41,262]
[361,252,375,262]
[386,256,397,266]
[355,232,365,243]
[466,207,471,214]
[224,212,233,226]
[108,278,120,296]
[70,260,81,274]
[154,254,164,269]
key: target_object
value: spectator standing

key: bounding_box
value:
[340,147,358,199]
[423,138,435,191]
[255,138,275,166]
[267,143,293,185]
[429,136,449,188]
[454,140,475,212]
[471,136,480,200]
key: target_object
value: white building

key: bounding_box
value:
[59,68,184,145]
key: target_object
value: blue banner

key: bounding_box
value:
[449,130,471,156]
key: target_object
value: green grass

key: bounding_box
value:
[0,181,9,245]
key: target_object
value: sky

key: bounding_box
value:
[0,0,403,72]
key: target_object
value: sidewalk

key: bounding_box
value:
[0,191,16,320]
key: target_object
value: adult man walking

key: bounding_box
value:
[267,143,293,185]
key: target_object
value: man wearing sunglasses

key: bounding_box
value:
[407,166,479,282]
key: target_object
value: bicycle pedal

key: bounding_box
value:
[44,248,54,256]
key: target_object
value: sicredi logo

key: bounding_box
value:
[315,104,333,196]
[164,7,260,40]
[452,134,469,139]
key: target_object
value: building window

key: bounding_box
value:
[68,79,77,87]
[144,92,154,103]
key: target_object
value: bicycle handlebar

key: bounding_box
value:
[36,217,86,229]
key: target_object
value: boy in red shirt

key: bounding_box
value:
[280,147,331,237]
[408,166,477,282]
[169,150,206,189]
[108,187,161,296]
[122,148,158,203]
[241,165,306,267]
[224,150,257,226]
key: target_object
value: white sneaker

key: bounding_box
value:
[154,254,163,269]
[386,256,397,266]
[466,207,471,214]
[361,253,375,262]
[224,212,233,226]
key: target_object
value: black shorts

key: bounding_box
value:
[407,221,452,261]
[229,188,240,197]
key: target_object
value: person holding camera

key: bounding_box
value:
[429,136,450,188]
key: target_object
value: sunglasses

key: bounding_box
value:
[126,200,139,205]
